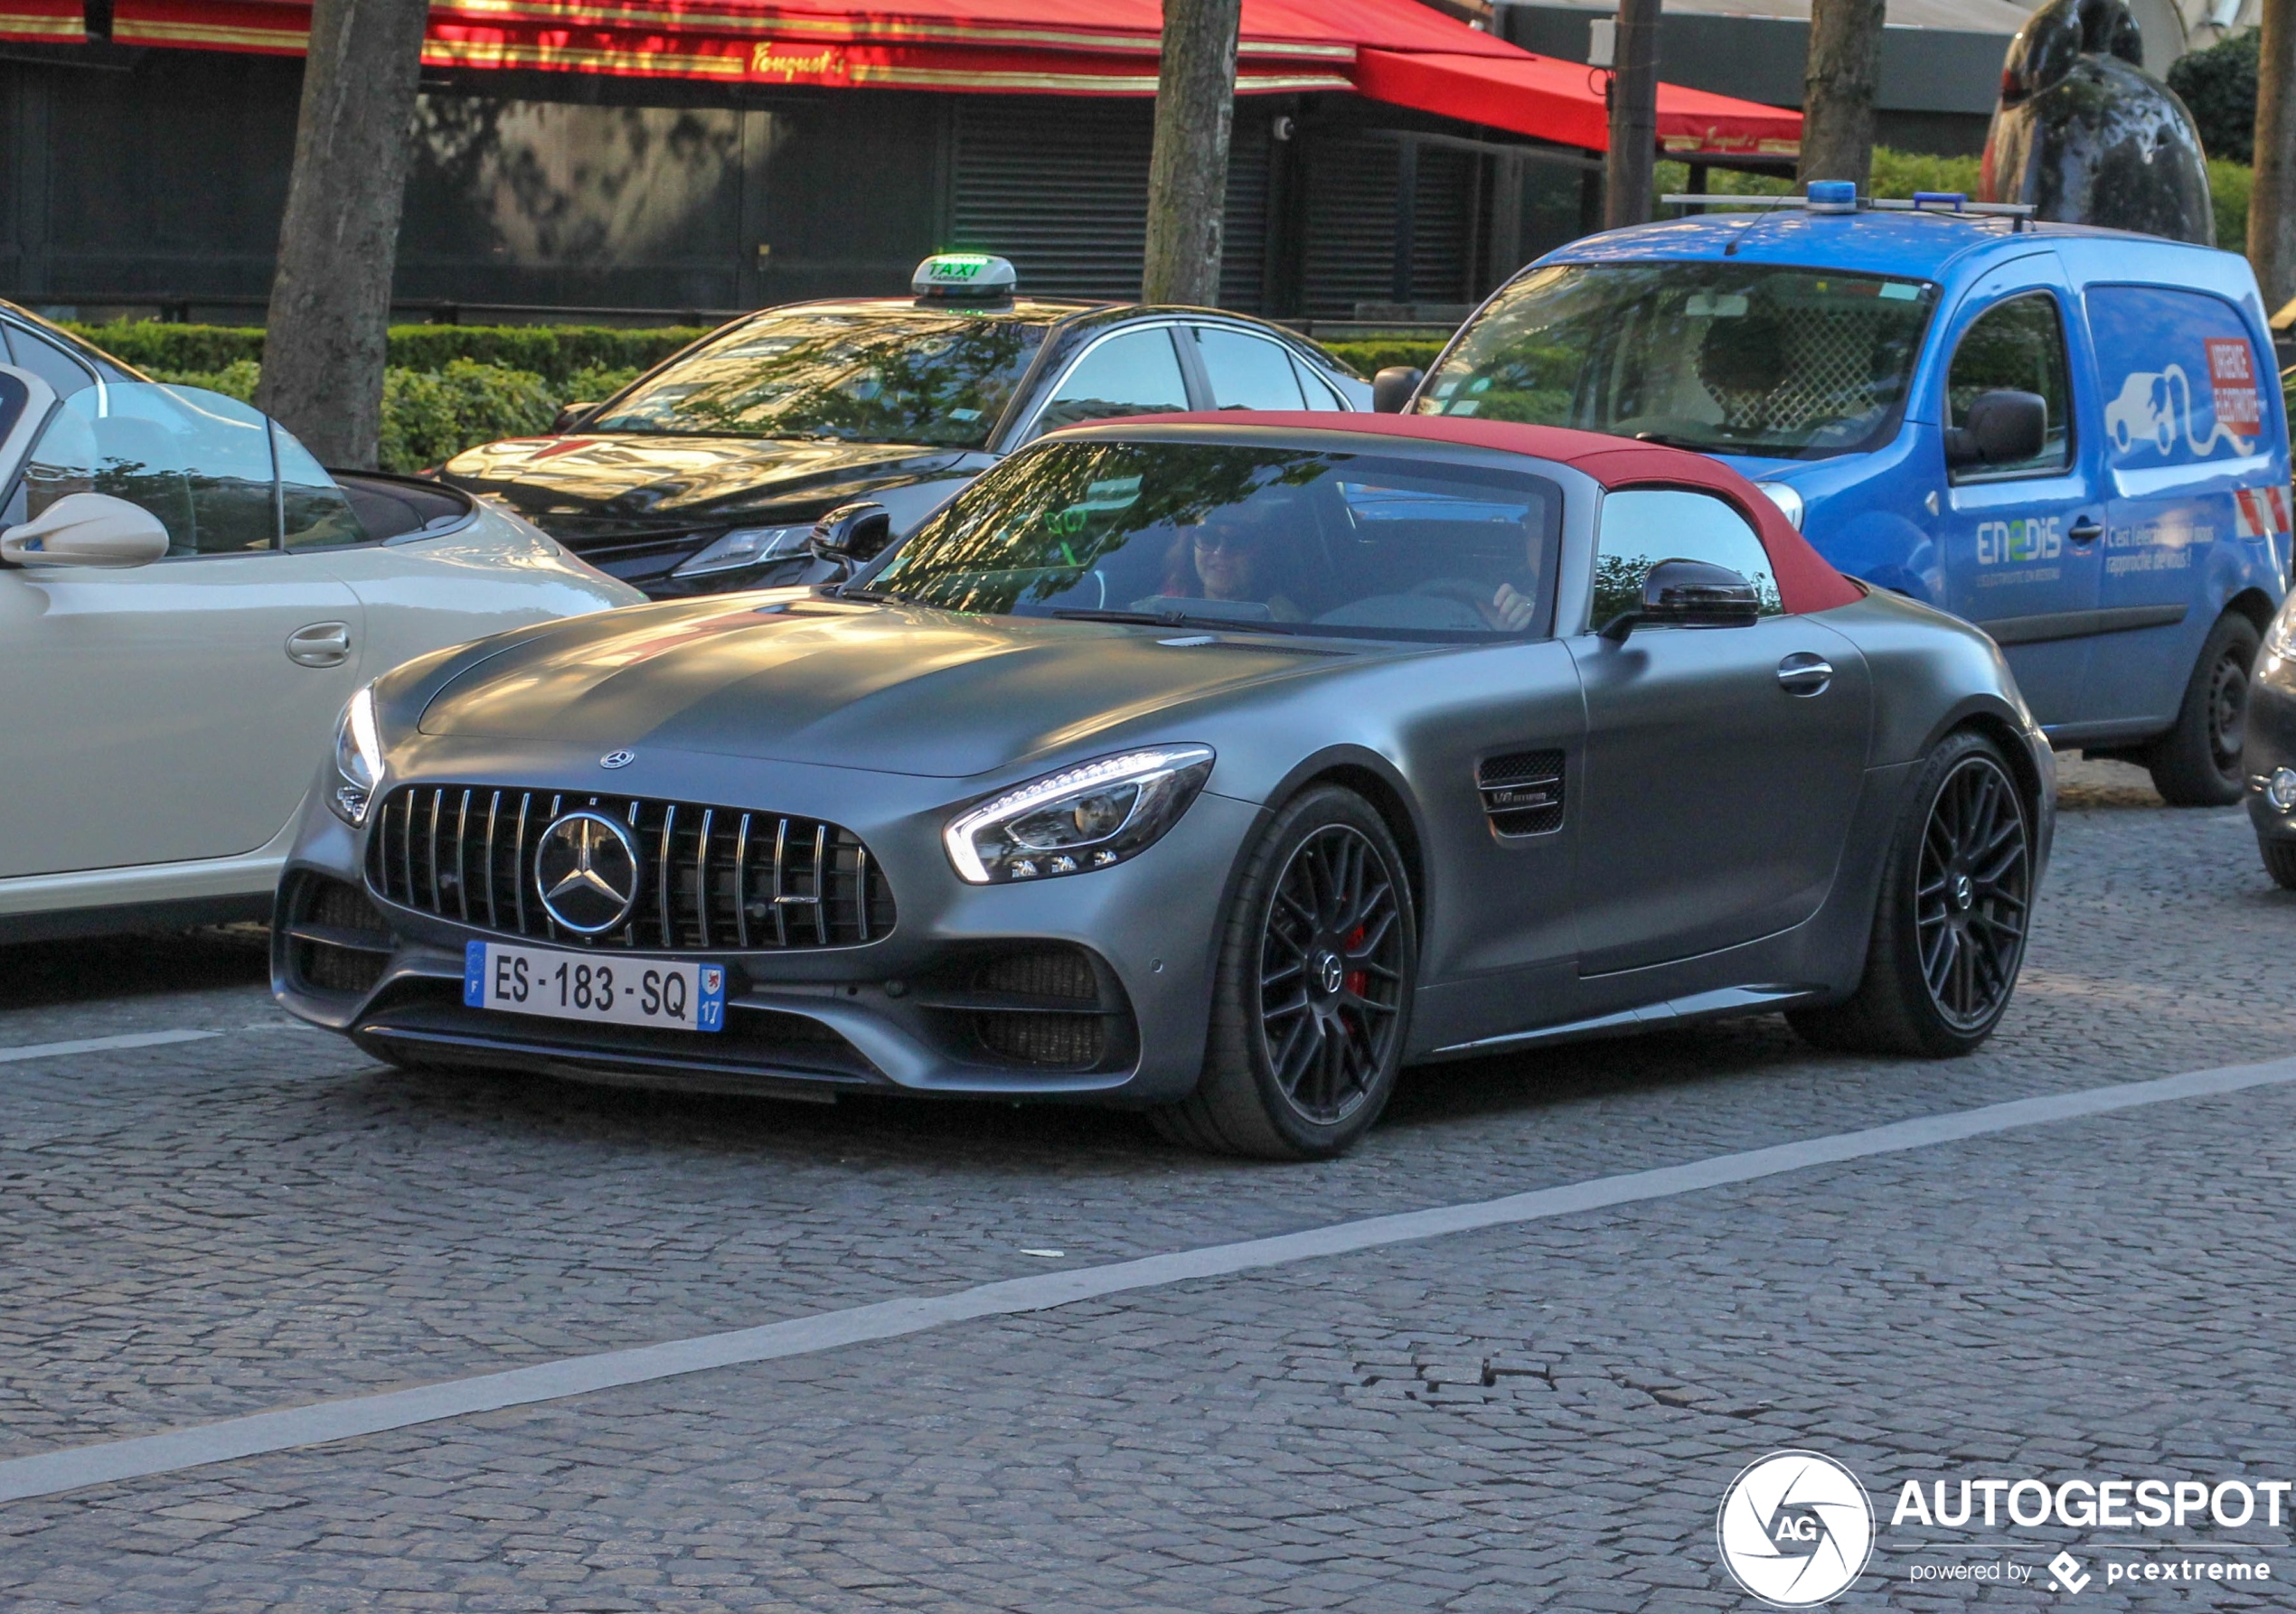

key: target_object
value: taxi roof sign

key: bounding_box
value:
[914,253,1018,302]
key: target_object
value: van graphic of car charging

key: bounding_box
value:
[1418,189,2291,808]
[2104,364,2253,458]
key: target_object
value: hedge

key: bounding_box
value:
[152,358,641,474]
[72,322,705,386]
[1654,146,2260,252]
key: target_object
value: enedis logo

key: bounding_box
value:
[1977,515,2062,565]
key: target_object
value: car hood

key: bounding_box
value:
[415,596,1357,778]
[440,433,973,533]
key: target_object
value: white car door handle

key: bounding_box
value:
[286,621,353,668]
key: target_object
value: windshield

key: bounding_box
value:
[1419,262,1939,459]
[589,306,1052,449]
[867,439,1562,642]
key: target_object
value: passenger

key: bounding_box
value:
[1158,500,1306,621]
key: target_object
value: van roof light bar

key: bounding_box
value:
[1661,190,2037,230]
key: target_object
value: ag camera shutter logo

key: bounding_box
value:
[1717,1450,1876,1606]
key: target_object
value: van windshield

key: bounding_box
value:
[1418,262,1938,459]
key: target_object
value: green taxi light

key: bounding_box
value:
[913,253,1018,301]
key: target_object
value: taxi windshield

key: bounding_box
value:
[1418,262,1938,460]
[589,306,1052,449]
[866,439,1561,642]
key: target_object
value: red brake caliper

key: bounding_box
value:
[1343,924,1369,998]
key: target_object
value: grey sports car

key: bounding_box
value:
[273,414,2056,1159]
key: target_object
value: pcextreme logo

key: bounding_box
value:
[1717,1450,1876,1607]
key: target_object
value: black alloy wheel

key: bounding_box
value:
[1256,822,1407,1126]
[1152,786,1416,1159]
[1914,751,2032,1033]
[2149,611,2261,807]
[1790,729,2033,1057]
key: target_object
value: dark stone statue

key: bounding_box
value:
[1979,0,2216,245]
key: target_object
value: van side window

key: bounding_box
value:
[1593,488,1782,627]
[1945,293,2072,480]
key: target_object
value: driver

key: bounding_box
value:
[1157,498,1306,621]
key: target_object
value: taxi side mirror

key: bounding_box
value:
[1371,367,1424,413]
[1946,389,2047,468]
[809,502,894,570]
[550,402,598,434]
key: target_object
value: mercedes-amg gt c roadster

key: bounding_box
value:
[275,414,2055,1158]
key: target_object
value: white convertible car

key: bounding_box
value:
[0,312,640,942]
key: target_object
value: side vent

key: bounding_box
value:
[1477,750,1565,838]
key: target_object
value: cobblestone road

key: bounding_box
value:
[1,760,2291,1609]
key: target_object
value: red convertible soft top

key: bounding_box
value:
[1125,412,1865,616]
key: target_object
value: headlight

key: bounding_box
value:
[330,685,385,825]
[2267,593,2296,660]
[945,746,1215,884]
[1753,482,1803,530]
[2269,766,2296,812]
[672,524,815,579]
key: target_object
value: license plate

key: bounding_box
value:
[464,941,727,1033]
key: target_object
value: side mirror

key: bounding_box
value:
[808,502,895,573]
[550,402,599,435]
[1944,389,2047,468]
[0,493,170,569]
[1599,558,1763,641]
[1371,366,1424,414]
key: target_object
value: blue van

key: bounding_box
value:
[1406,202,2292,804]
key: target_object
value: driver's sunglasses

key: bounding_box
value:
[1192,529,1260,553]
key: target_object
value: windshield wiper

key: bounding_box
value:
[1048,607,1304,635]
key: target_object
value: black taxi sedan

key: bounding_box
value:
[439,255,1370,597]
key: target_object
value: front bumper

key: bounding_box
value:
[2245,648,2296,844]
[271,741,1258,1106]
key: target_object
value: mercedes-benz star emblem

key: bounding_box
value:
[599,749,635,769]
[534,811,641,934]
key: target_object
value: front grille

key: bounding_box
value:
[366,784,896,952]
[1478,750,1566,838]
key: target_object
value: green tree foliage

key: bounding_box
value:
[2168,30,2260,164]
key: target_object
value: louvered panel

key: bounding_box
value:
[1300,139,1401,321]
[952,97,1270,310]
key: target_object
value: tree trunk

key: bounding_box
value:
[1603,0,1661,230]
[2253,0,2296,312]
[1143,0,1241,305]
[1798,0,1887,192]
[254,0,431,470]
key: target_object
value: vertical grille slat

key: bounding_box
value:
[364,784,894,953]
[733,812,752,950]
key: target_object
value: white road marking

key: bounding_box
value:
[0,1029,221,1065]
[3,1051,2292,1506]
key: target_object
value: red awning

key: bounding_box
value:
[1354,48,1801,159]
[108,0,1800,155]
[0,0,84,43]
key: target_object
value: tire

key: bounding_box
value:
[1151,786,1416,1159]
[2146,611,2260,807]
[2263,838,2296,891]
[1789,730,2035,1057]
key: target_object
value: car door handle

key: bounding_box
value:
[286,621,353,668]
[2068,517,2103,543]
[1777,652,1833,696]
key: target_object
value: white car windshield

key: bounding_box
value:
[1420,262,1939,460]
[867,439,1563,642]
